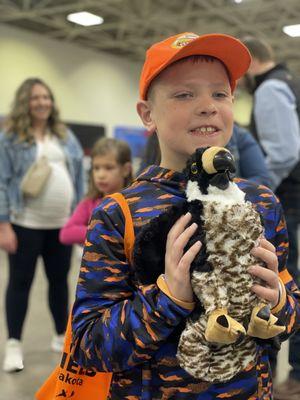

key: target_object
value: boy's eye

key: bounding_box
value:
[174,92,193,99]
[213,91,229,99]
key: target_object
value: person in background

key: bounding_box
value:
[227,123,271,186]
[59,137,132,246]
[241,36,300,400]
[71,32,300,398]
[0,78,84,373]
[139,123,271,187]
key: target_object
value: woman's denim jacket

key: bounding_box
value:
[0,130,84,222]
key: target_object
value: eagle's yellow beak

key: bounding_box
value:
[202,147,235,175]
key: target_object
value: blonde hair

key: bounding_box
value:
[4,77,67,141]
[86,137,133,199]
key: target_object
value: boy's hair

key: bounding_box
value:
[86,137,133,199]
[4,77,67,142]
[241,36,274,63]
[139,32,251,100]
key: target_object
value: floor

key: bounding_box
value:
[0,248,291,400]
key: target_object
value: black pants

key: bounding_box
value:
[5,225,72,340]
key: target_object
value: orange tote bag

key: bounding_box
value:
[35,193,135,400]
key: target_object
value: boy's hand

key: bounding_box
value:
[164,212,201,303]
[249,238,280,308]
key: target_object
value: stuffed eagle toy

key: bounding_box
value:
[133,146,285,383]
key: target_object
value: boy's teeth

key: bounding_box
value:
[192,127,216,133]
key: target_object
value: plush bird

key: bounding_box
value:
[133,146,285,383]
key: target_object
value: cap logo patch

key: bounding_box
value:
[171,33,199,49]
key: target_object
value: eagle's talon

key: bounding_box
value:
[205,308,246,344]
[247,304,286,339]
[256,304,271,321]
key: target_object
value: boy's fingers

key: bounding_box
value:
[258,238,276,253]
[251,247,278,274]
[251,284,278,306]
[167,222,198,264]
[248,265,278,289]
[167,213,192,247]
[178,241,202,274]
[174,222,198,252]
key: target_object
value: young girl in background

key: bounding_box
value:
[59,137,132,245]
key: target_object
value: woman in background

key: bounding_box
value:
[0,78,84,373]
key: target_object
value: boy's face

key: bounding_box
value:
[137,58,234,171]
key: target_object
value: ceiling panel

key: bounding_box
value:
[1,0,300,72]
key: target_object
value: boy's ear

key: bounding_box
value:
[136,100,156,134]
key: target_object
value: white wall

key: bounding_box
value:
[0,24,142,135]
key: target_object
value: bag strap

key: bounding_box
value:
[108,192,135,264]
[61,195,134,357]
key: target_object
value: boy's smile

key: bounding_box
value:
[137,57,234,171]
[189,125,220,136]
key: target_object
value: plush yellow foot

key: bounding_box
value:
[247,304,285,339]
[205,308,246,344]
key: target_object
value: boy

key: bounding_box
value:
[72,32,300,399]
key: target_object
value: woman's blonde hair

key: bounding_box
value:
[4,77,67,141]
[86,137,133,199]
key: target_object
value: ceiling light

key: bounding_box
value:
[234,0,243,3]
[283,24,300,37]
[67,11,104,26]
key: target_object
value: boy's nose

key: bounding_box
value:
[195,101,217,116]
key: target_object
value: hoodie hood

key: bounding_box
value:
[136,165,187,197]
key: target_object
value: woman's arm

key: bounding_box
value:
[67,130,85,204]
[0,135,18,253]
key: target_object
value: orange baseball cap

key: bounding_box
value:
[139,32,251,99]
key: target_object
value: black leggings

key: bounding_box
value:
[5,225,72,340]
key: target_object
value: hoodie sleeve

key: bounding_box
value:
[71,197,191,372]
[59,198,92,245]
[269,199,300,340]
[243,180,300,345]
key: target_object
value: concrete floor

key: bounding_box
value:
[0,248,291,400]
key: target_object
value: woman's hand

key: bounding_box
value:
[0,222,18,254]
[164,212,202,303]
[249,238,280,308]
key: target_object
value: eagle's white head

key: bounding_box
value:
[184,147,245,205]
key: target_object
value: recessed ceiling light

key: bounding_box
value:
[67,11,104,27]
[234,0,243,3]
[283,24,300,37]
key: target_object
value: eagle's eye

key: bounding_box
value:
[191,163,198,175]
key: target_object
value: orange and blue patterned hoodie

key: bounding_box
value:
[72,165,300,399]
